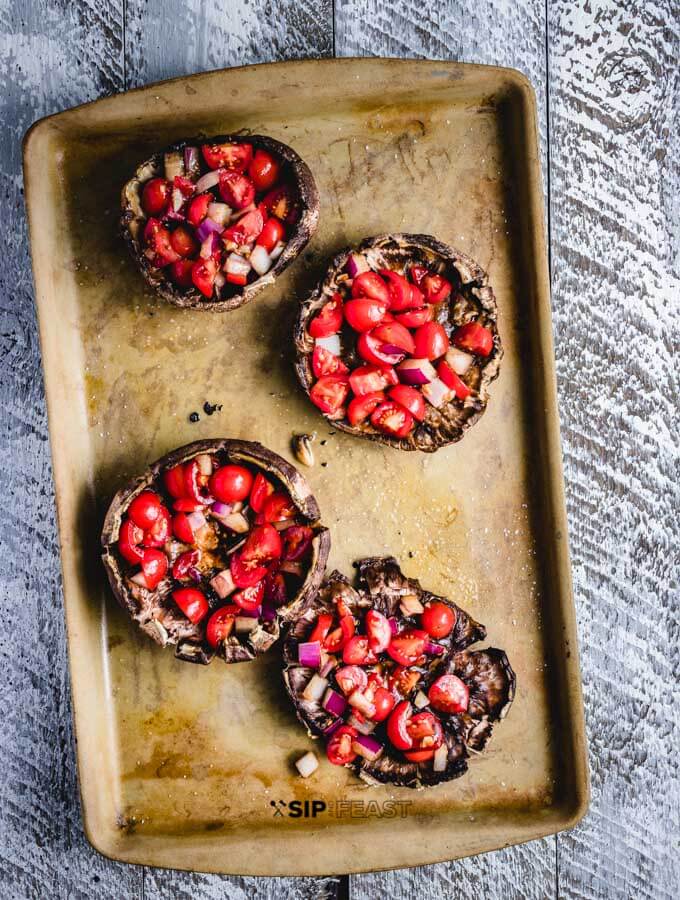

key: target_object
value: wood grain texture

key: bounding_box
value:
[548,2,680,897]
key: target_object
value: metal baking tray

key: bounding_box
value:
[23,58,589,875]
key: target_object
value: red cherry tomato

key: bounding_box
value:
[347,390,385,426]
[413,322,450,360]
[349,365,394,396]
[312,345,349,378]
[242,524,283,564]
[452,322,494,357]
[171,549,200,582]
[371,322,416,355]
[171,512,195,544]
[249,472,274,513]
[259,184,299,224]
[437,360,471,399]
[144,219,180,267]
[206,604,240,648]
[402,711,444,761]
[118,518,145,565]
[256,217,285,252]
[310,374,349,417]
[187,193,211,227]
[386,628,428,666]
[128,491,162,530]
[351,272,390,305]
[163,464,186,499]
[389,666,421,697]
[172,587,209,624]
[394,305,434,328]
[370,400,414,438]
[283,525,313,561]
[428,674,470,714]
[141,505,171,547]
[259,492,296,525]
[169,226,199,258]
[410,265,427,284]
[172,498,206,513]
[218,171,256,210]
[248,149,281,192]
[387,385,426,422]
[309,612,333,644]
[366,609,392,653]
[209,465,253,503]
[326,725,358,766]
[173,175,196,199]
[386,700,414,750]
[201,141,253,172]
[342,635,375,665]
[356,331,405,367]
[371,686,396,722]
[222,210,264,250]
[139,549,168,590]
[308,294,343,338]
[323,614,355,652]
[230,551,268,589]
[421,601,456,639]
[343,297,388,333]
[233,580,265,613]
[378,269,416,311]
[421,273,452,304]
[169,258,195,288]
[191,257,219,298]
[335,665,368,695]
[410,283,425,307]
[184,459,214,505]
[141,178,170,216]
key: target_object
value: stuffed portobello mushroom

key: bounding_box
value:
[283,557,515,787]
[101,440,330,664]
[294,234,502,452]
[121,135,319,310]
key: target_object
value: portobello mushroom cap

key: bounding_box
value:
[101,439,330,664]
[294,234,502,452]
[121,134,319,311]
[283,557,515,788]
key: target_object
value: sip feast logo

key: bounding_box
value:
[270,799,326,818]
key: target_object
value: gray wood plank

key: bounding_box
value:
[548,1,680,897]
[334,1,556,895]
[0,1,142,899]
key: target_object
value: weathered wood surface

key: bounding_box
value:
[1,1,678,898]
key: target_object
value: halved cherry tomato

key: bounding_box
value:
[343,297,388,333]
[370,400,414,438]
[387,384,426,422]
[171,512,195,544]
[128,491,162,530]
[141,178,170,216]
[371,322,416,355]
[283,525,313,561]
[309,612,333,644]
[172,587,209,623]
[421,601,456,639]
[259,184,299,224]
[347,391,385,426]
[428,674,470,714]
[421,273,452,304]
[437,360,471,399]
[248,149,281,192]
[172,498,206,513]
[356,331,405,367]
[413,322,449,360]
[223,210,265,251]
[144,219,180,267]
[379,269,415,311]
[394,305,434,328]
[118,518,145,565]
[389,666,421,696]
[209,465,253,503]
[169,226,199,258]
[255,217,285,252]
[326,725,358,766]
[184,459,214,505]
[259,492,296,525]
[343,635,375,665]
[312,345,349,378]
[324,614,355,652]
[230,550,268,589]
[308,294,343,338]
[206,604,240,648]
[410,265,428,284]
[263,570,287,607]
[386,628,428,666]
[351,271,390,305]
[310,374,349,416]
[201,141,253,172]
[366,609,392,653]
[172,549,200,582]
[410,282,425,307]
[173,175,196,198]
[402,710,443,761]
[386,700,414,750]
[371,686,396,722]
[349,365,393,396]
[187,192,211,227]
[140,548,168,590]
[141,505,171,547]
[191,257,219,298]
[335,665,368,695]
[219,171,256,210]
[249,472,274,513]
[233,580,265,613]
[452,322,494,357]
[242,524,283,565]
[169,258,195,288]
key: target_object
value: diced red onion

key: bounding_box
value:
[235,616,259,633]
[164,208,185,222]
[397,358,437,385]
[207,202,231,226]
[250,244,272,276]
[164,151,185,180]
[351,734,383,761]
[210,569,235,598]
[446,347,474,375]
[379,343,407,360]
[322,688,347,717]
[388,616,399,635]
[196,170,222,193]
[218,512,249,533]
[414,690,430,709]
[433,743,449,772]
[323,718,342,737]
[315,333,342,356]
[238,605,262,619]
[346,252,370,277]
[348,690,375,717]
[319,653,338,677]
[199,232,220,259]
[400,594,424,616]
[273,520,293,531]
[171,187,184,212]
[295,751,319,778]
[197,217,224,243]
[184,146,200,178]
[196,454,213,476]
[188,566,202,584]
[214,271,225,294]
[224,252,251,277]
[211,501,232,517]
[422,377,453,409]
[261,604,277,623]
[348,713,376,735]
[298,640,322,668]
[302,673,328,702]
[425,641,446,656]
[187,511,207,532]
[270,240,286,260]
